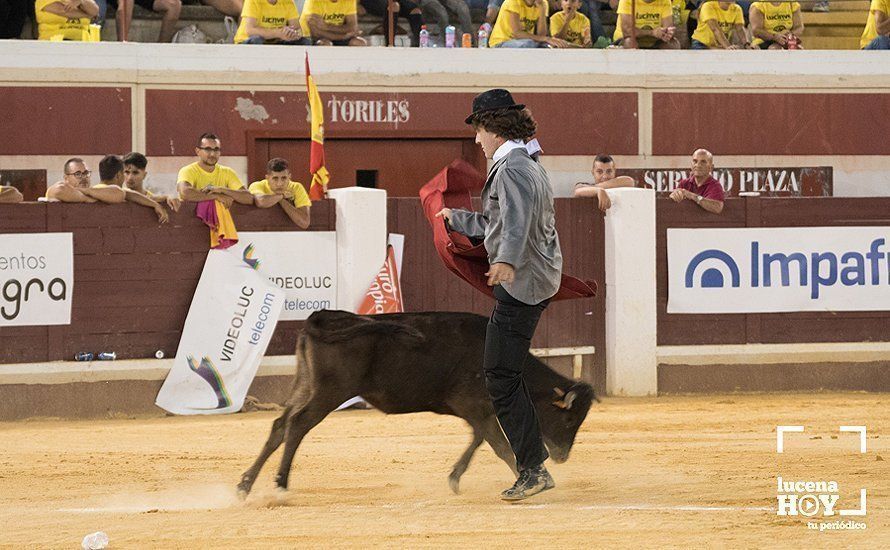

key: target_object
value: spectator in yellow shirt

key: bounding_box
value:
[235,0,310,44]
[691,0,749,49]
[861,0,890,49]
[177,133,254,208]
[613,0,679,49]
[490,0,570,47]
[35,0,99,41]
[550,0,593,46]
[249,158,312,229]
[300,0,367,46]
[46,158,126,203]
[750,1,803,49]
[0,186,23,203]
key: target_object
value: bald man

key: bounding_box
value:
[669,149,725,214]
[0,186,23,203]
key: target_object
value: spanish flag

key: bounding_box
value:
[305,53,329,201]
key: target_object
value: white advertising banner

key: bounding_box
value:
[156,245,284,415]
[668,227,890,314]
[239,231,337,321]
[0,233,73,326]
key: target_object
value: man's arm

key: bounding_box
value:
[41,0,99,18]
[0,186,23,203]
[47,184,97,203]
[875,9,890,35]
[306,14,355,39]
[278,200,311,229]
[670,188,723,214]
[253,193,284,208]
[490,168,534,267]
[440,208,489,239]
[80,186,126,204]
[124,189,169,223]
[209,186,254,205]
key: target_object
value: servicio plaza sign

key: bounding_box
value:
[668,227,890,313]
[623,167,832,196]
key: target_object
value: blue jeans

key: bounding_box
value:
[691,39,709,50]
[864,35,890,50]
[242,35,311,45]
[494,38,541,48]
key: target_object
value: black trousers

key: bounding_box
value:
[483,284,549,472]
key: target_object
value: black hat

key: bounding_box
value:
[465,89,525,124]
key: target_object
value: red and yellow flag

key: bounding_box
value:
[305,53,329,201]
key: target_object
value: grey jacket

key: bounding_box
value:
[448,148,563,305]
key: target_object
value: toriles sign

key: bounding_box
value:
[624,167,832,196]
[0,233,72,326]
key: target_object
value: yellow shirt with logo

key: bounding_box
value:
[613,0,672,48]
[549,11,591,45]
[860,0,890,48]
[691,1,744,48]
[235,0,300,43]
[35,0,90,41]
[177,163,244,194]
[248,179,311,208]
[490,0,548,47]
[300,0,357,37]
[750,1,799,46]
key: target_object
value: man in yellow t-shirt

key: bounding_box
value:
[550,0,592,47]
[860,0,890,49]
[177,133,254,208]
[490,0,569,47]
[691,0,748,49]
[613,0,678,49]
[249,158,312,229]
[300,0,367,46]
[235,0,310,44]
[750,1,803,49]
[35,0,99,40]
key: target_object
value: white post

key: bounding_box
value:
[328,187,388,312]
[604,188,657,396]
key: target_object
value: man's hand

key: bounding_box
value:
[486,263,515,286]
[669,188,687,203]
[154,205,170,224]
[214,194,234,208]
[435,208,453,223]
[165,196,181,212]
[596,188,611,212]
[774,33,788,46]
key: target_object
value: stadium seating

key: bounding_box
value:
[800,1,869,50]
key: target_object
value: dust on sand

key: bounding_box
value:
[0,393,886,548]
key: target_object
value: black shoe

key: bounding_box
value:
[500,465,555,501]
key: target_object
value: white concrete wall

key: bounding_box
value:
[604,188,657,396]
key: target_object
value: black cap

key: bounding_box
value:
[465,89,525,124]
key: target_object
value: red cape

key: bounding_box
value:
[419,160,597,301]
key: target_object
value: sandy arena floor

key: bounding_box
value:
[0,393,887,548]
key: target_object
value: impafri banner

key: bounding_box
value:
[0,233,73,326]
[668,227,890,314]
[239,231,337,321]
[156,244,284,415]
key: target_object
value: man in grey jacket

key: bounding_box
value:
[436,89,563,501]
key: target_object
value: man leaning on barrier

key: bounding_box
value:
[669,148,725,214]
[573,153,635,211]
[177,133,253,209]
[46,158,125,204]
[0,185,23,203]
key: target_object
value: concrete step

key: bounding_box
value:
[801,11,869,25]
[801,25,865,36]
[801,35,862,48]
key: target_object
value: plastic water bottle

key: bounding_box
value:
[445,25,456,48]
[97,352,117,361]
[462,32,472,48]
[477,23,489,48]
[82,531,109,550]
[419,25,429,48]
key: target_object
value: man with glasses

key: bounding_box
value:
[46,158,127,203]
[177,133,253,208]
